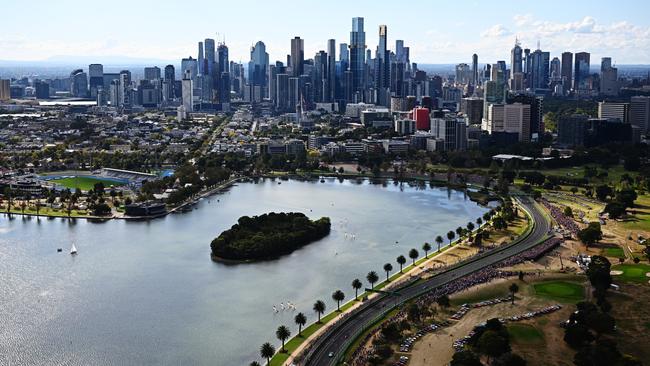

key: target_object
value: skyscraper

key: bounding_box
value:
[198,42,204,75]
[88,64,104,99]
[527,49,550,90]
[631,96,650,133]
[204,39,215,76]
[510,41,523,75]
[70,69,88,98]
[249,41,269,91]
[471,54,478,86]
[163,64,176,101]
[144,66,161,81]
[561,52,573,94]
[349,17,366,98]
[181,57,198,83]
[600,57,619,96]
[291,37,304,77]
[574,52,591,92]
[327,39,336,102]
[376,25,390,105]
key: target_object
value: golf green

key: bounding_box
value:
[533,281,584,302]
[508,324,544,344]
[612,264,650,283]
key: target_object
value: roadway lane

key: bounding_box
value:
[305,196,551,366]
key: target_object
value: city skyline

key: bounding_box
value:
[2,0,650,65]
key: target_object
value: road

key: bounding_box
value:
[305,196,551,366]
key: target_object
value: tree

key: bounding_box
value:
[332,290,345,311]
[276,325,291,352]
[396,255,406,272]
[313,300,326,323]
[294,312,306,336]
[483,212,491,221]
[435,235,444,252]
[509,283,519,304]
[450,350,482,366]
[422,242,431,258]
[478,330,511,360]
[407,303,421,323]
[578,222,603,247]
[260,342,275,365]
[408,248,419,266]
[447,230,456,245]
[366,271,379,289]
[476,217,483,226]
[564,206,573,218]
[596,185,613,201]
[456,226,464,239]
[383,263,393,281]
[467,222,475,233]
[436,295,450,308]
[586,255,612,301]
[250,362,261,366]
[564,322,594,349]
[604,202,626,219]
[617,188,638,208]
[492,353,527,366]
[351,278,363,300]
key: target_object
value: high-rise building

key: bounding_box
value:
[471,54,479,86]
[574,52,591,92]
[118,70,132,108]
[291,37,304,77]
[181,57,198,83]
[550,58,561,82]
[182,70,193,113]
[376,25,389,106]
[205,39,216,76]
[249,41,269,94]
[630,96,650,133]
[461,97,484,125]
[508,94,544,138]
[600,57,619,96]
[561,52,573,94]
[198,41,204,75]
[276,73,289,111]
[144,66,161,81]
[349,17,366,99]
[456,63,471,84]
[34,80,50,99]
[69,69,88,98]
[327,39,336,102]
[0,79,11,101]
[527,49,550,90]
[558,114,589,147]
[510,40,523,77]
[163,64,176,101]
[88,64,103,99]
[598,101,630,123]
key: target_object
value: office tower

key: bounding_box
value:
[69,69,88,98]
[511,41,523,75]
[561,52,573,94]
[276,73,289,111]
[395,40,405,63]
[461,97,484,124]
[349,17,366,98]
[376,25,389,105]
[181,57,198,82]
[291,37,304,77]
[288,77,300,112]
[508,94,543,138]
[313,50,328,102]
[88,64,103,99]
[504,103,531,142]
[600,57,619,96]
[482,80,505,121]
[327,39,336,102]
[217,43,229,75]
[527,49,550,90]
[0,79,10,101]
[471,54,479,86]
[630,96,650,133]
[550,57,561,81]
[205,39,216,76]
[249,41,269,96]
[455,63,471,84]
[182,70,193,113]
[339,43,349,64]
[598,101,630,123]
[558,115,589,147]
[574,52,591,92]
[163,64,176,101]
[144,66,161,81]
[198,42,204,75]
[118,70,132,108]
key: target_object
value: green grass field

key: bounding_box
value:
[508,324,544,344]
[532,281,585,303]
[50,176,124,191]
[621,194,650,232]
[602,247,626,259]
[612,264,650,283]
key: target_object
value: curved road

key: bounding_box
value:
[305,196,551,366]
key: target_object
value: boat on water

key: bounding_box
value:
[70,243,77,255]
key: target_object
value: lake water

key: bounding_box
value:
[0,178,489,365]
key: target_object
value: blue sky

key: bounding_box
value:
[2,0,650,64]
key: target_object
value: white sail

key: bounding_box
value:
[70,243,77,255]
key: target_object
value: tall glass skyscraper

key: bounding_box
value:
[574,52,591,91]
[349,17,366,98]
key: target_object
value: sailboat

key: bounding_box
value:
[70,243,77,255]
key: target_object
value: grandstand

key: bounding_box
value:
[100,168,157,188]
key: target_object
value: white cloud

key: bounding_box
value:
[480,24,511,38]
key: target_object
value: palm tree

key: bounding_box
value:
[3,187,12,213]
[447,230,455,245]
[467,222,475,232]
[351,278,363,300]
[455,226,464,239]
[408,248,419,266]
[35,200,41,216]
[276,325,291,352]
[294,312,307,336]
[250,362,261,366]
[476,217,483,226]
[483,212,491,222]
[396,255,406,273]
[435,235,444,252]
[260,342,275,365]
[332,290,345,311]
[366,271,379,289]
[383,263,393,281]
[313,300,326,323]
[422,242,432,258]
[509,283,519,304]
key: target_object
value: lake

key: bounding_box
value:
[0,178,489,365]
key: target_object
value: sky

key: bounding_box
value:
[2,0,650,65]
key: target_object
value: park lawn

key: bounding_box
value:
[0,206,91,218]
[602,247,626,259]
[50,176,124,191]
[508,324,545,345]
[532,281,585,303]
[612,264,650,283]
[621,194,650,232]
[450,280,513,306]
[540,165,635,186]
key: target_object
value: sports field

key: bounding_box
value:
[612,264,650,283]
[532,281,585,303]
[50,176,124,191]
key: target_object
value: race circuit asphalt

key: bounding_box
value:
[304,196,551,366]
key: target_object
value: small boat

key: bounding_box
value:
[70,244,77,255]
[57,248,62,253]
